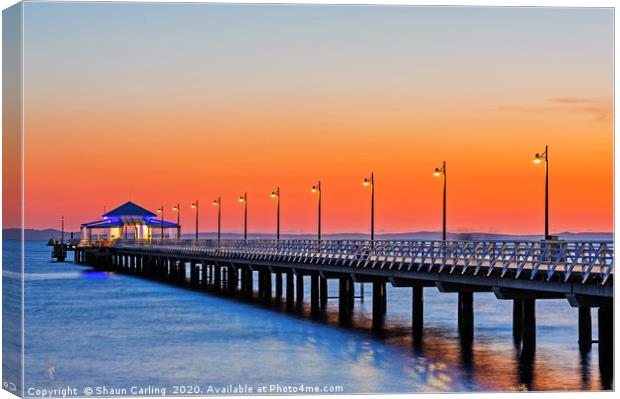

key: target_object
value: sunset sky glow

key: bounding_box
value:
[9,3,613,234]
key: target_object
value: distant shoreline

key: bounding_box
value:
[2,228,613,241]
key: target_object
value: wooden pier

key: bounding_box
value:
[72,238,613,375]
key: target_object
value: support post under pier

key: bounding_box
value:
[412,286,424,338]
[264,270,272,303]
[286,271,294,310]
[522,299,536,356]
[598,306,613,388]
[213,265,221,292]
[513,299,523,345]
[578,307,592,351]
[372,281,387,329]
[319,276,328,309]
[311,273,320,318]
[296,273,304,308]
[458,292,474,343]
[339,276,353,324]
[275,272,282,299]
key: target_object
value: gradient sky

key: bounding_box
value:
[15,2,613,234]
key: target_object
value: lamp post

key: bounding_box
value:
[533,145,550,240]
[238,193,248,241]
[311,181,322,242]
[191,201,199,243]
[271,187,280,241]
[213,197,221,243]
[60,216,64,244]
[434,161,447,241]
[157,206,164,239]
[172,203,180,239]
[363,173,375,242]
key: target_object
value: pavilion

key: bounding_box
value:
[81,201,180,241]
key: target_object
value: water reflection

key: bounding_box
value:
[579,349,591,390]
[238,280,611,392]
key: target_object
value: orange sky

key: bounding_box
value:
[7,4,614,234]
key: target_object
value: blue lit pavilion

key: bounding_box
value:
[80,201,180,241]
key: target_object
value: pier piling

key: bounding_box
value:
[522,299,536,355]
[311,273,320,318]
[458,292,474,343]
[319,276,328,309]
[296,273,304,308]
[214,266,221,292]
[513,299,523,345]
[598,305,613,387]
[264,270,272,303]
[339,276,353,323]
[372,281,387,329]
[286,271,295,310]
[578,307,592,351]
[412,286,424,338]
[275,272,283,299]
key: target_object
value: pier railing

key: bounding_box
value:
[105,239,613,285]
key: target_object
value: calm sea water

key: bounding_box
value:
[3,240,611,395]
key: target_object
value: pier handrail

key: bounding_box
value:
[105,238,613,285]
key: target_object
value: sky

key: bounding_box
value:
[8,2,614,235]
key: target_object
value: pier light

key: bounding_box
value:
[362,173,375,242]
[433,162,447,241]
[157,206,164,239]
[191,201,199,243]
[271,188,280,241]
[238,193,248,241]
[213,197,221,243]
[532,145,550,240]
[311,181,322,242]
[172,203,180,240]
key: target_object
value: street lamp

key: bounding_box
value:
[213,197,221,243]
[157,206,164,239]
[238,193,248,241]
[433,161,447,241]
[60,216,64,244]
[191,201,199,243]
[363,173,375,242]
[311,181,322,242]
[533,145,550,240]
[271,187,280,241]
[172,203,180,239]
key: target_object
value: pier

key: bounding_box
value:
[72,237,613,373]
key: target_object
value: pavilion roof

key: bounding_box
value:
[102,201,157,218]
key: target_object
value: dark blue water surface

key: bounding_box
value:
[6,240,610,395]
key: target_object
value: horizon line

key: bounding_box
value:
[4,227,614,236]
